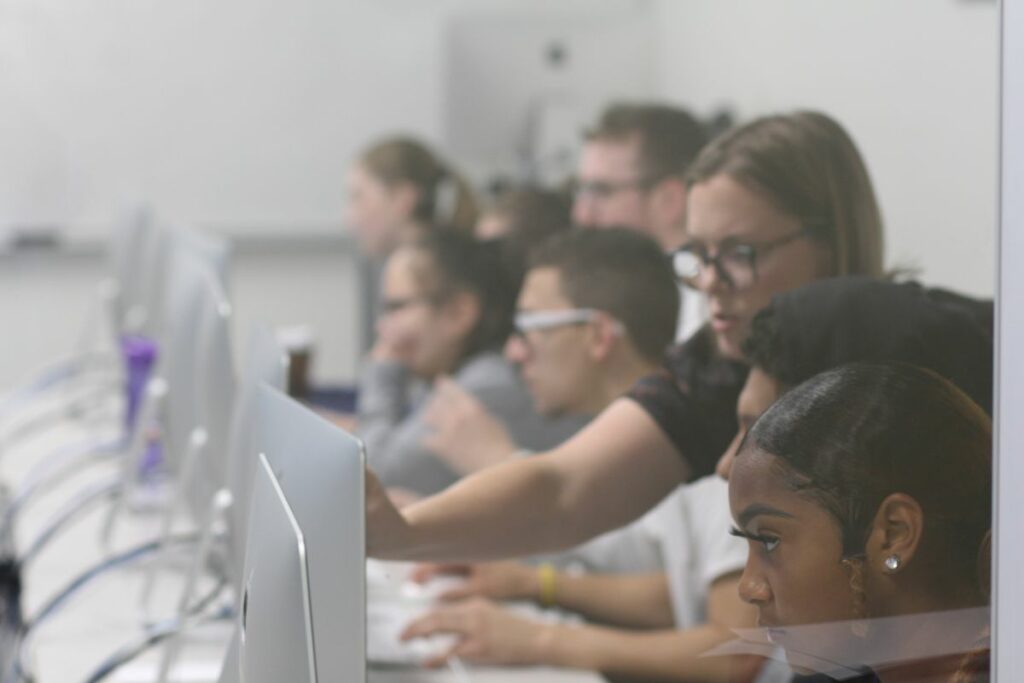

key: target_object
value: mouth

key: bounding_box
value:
[710,312,739,333]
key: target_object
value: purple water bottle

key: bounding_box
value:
[120,334,158,437]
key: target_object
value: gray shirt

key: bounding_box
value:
[358,351,587,496]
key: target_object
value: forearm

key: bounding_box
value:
[540,623,757,683]
[553,572,674,630]
[371,399,686,561]
[384,456,571,561]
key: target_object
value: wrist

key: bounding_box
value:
[537,563,558,607]
[517,563,543,601]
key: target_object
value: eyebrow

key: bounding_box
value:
[685,234,758,250]
[737,503,796,528]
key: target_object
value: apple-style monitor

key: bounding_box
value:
[184,274,237,521]
[218,453,316,683]
[250,383,366,682]
[223,325,289,588]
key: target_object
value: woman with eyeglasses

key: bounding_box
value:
[357,231,584,497]
[366,111,887,568]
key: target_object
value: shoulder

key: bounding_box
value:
[454,352,519,386]
[452,353,531,409]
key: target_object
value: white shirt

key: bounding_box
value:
[644,475,748,629]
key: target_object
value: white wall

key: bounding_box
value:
[0,0,656,387]
[0,0,652,239]
[652,0,999,297]
[0,0,444,237]
[0,0,1000,388]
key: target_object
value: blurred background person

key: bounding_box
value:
[571,102,723,341]
[358,231,583,497]
[406,228,755,682]
[346,136,480,352]
[474,185,572,250]
[424,228,682,573]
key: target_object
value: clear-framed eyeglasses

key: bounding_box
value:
[512,308,625,339]
[569,176,663,202]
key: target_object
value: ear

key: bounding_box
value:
[864,493,925,576]
[390,181,422,219]
[586,312,621,363]
[442,290,481,338]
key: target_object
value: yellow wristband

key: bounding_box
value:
[538,563,557,607]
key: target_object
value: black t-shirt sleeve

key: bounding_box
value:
[627,329,748,480]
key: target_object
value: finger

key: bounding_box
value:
[400,608,467,641]
[439,582,478,602]
[400,613,443,641]
[423,641,464,669]
[451,638,488,663]
[410,563,469,583]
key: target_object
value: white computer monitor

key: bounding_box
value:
[248,383,366,682]
[219,453,316,683]
[183,273,237,521]
[222,325,289,587]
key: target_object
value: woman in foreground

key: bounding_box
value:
[729,362,990,682]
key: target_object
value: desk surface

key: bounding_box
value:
[9,420,602,683]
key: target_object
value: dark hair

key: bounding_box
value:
[360,137,478,233]
[743,362,991,603]
[586,103,711,181]
[482,186,571,253]
[529,228,679,364]
[407,231,523,366]
[742,276,993,414]
[687,111,885,279]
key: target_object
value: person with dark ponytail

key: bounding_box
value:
[357,231,583,497]
[728,362,990,682]
[346,136,480,351]
[346,136,479,257]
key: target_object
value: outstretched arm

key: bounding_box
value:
[368,398,688,562]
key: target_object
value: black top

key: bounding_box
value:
[626,276,994,480]
[627,327,749,479]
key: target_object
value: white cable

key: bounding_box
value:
[446,655,472,683]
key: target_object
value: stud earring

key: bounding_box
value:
[884,555,901,572]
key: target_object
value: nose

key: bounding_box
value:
[738,562,772,606]
[716,430,744,480]
[504,334,530,364]
[694,260,729,295]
